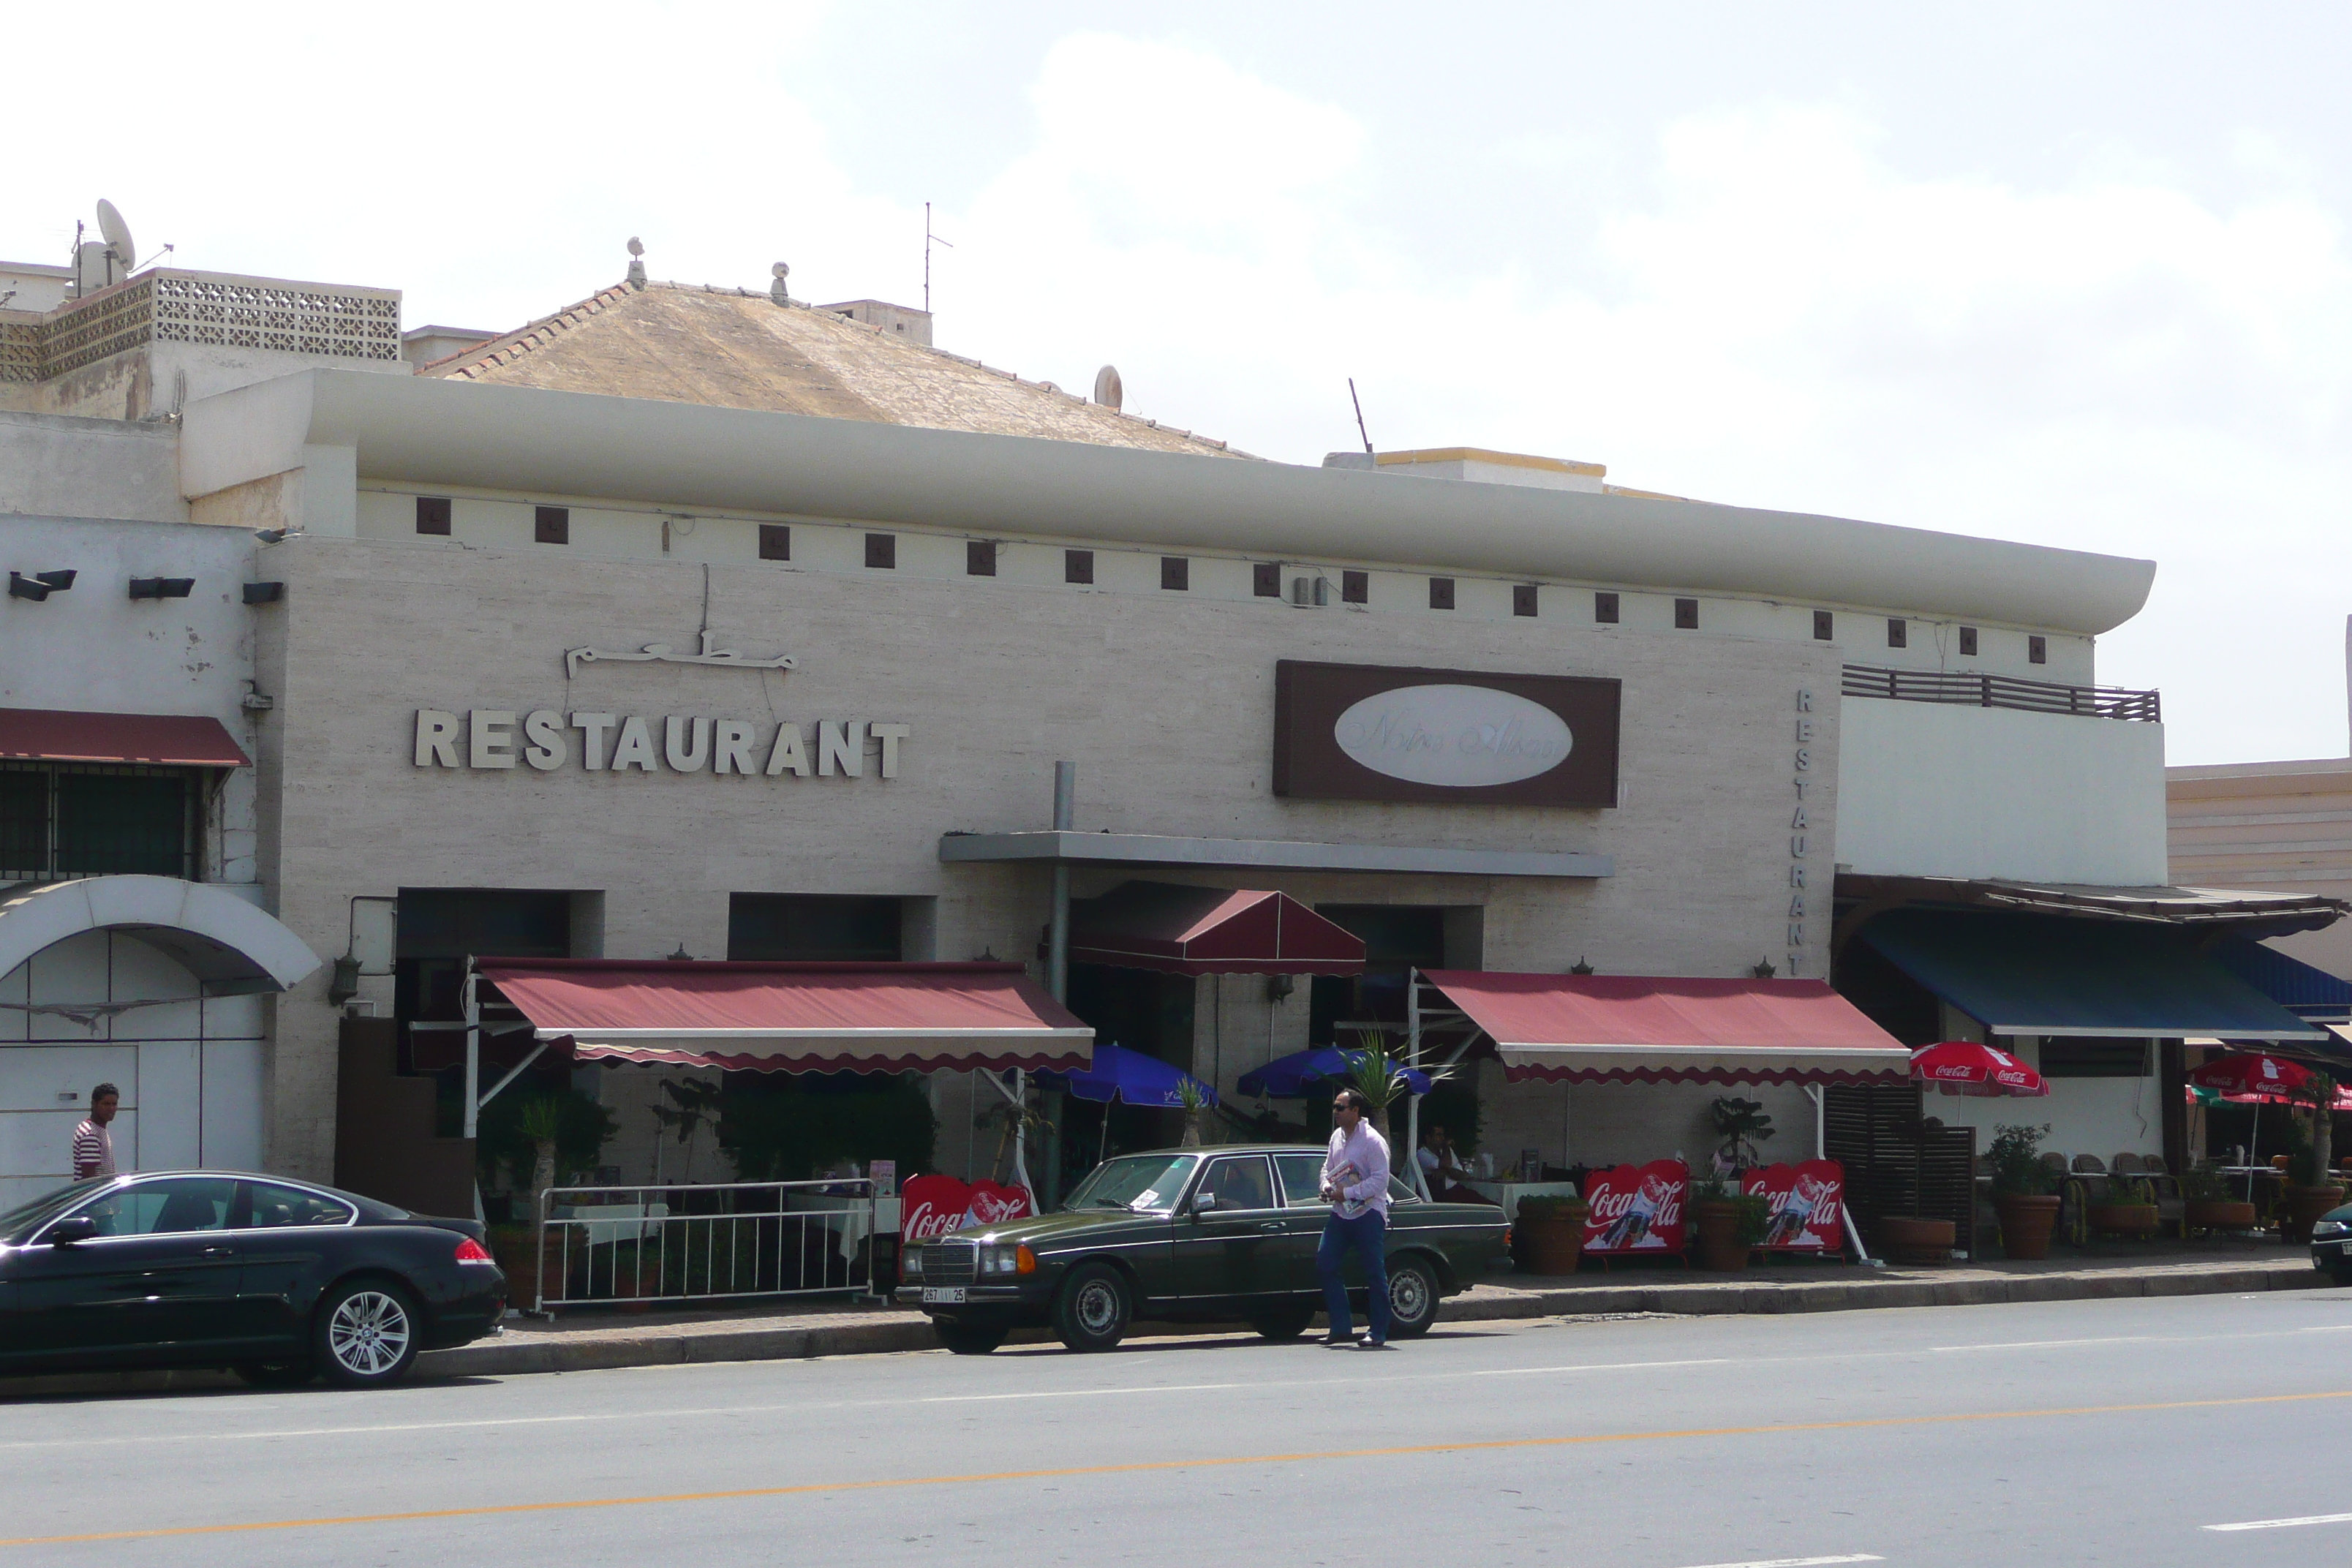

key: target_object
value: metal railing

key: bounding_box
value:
[1842,663,2160,723]
[532,1178,878,1313]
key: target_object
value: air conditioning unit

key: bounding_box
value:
[1290,576,1330,606]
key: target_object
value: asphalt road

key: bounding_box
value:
[5,1288,2351,1567]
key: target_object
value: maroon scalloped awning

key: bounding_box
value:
[476,959,1092,1074]
[1064,882,1366,976]
[1422,970,1910,1086]
[0,706,249,767]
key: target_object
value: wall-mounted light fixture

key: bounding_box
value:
[7,570,75,601]
[1569,956,1596,976]
[242,581,285,604]
[1750,958,1777,979]
[127,576,195,600]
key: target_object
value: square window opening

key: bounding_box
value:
[1886,617,1908,649]
[2029,635,2048,665]
[1674,598,1699,629]
[1253,562,1281,598]
[1341,570,1368,604]
[1594,591,1619,624]
[1812,609,1833,641]
[1959,626,1978,657]
[1161,557,1188,591]
[415,497,451,536]
[1066,550,1094,585]
[1512,584,1539,618]
[533,506,569,545]
[758,524,791,562]
[966,540,997,577]
[865,534,896,569]
[1428,576,1455,610]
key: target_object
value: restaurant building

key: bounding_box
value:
[5,233,2342,1232]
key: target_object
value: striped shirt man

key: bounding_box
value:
[72,1085,120,1180]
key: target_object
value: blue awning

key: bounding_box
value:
[2211,939,2352,1024]
[1858,911,2328,1042]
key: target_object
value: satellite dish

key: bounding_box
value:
[771,261,789,279]
[95,199,136,273]
[1093,365,1123,411]
[627,236,644,257]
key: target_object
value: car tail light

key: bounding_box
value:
[1501,1226,1514,1250]
[453,1236,495,1264]
[1015,1244,1038,1275]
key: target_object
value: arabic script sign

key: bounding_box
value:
[564,629,796,679]
[901,1175,1036,1241]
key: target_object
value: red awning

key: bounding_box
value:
[1422,969,1910,1086]
[1064,881,1366,976]
[476,959,1093,1074]
[0,706,249,767]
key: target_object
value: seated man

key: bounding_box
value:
[1417,1125,1485,1203]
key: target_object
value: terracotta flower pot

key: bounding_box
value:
[1877,1215,1956,1266]
[1994,1194,2062,1260]
[2088,1203,2160,1239]
[1518,1212,1585,1275]
[1693,1199,1750,1272]
[2281,1186,2346,1245]
[2185,1199,2258,1232]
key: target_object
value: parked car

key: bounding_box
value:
[2311,1202,2352,1284]
[0,1170,505,1387]
[897,1145,1512,1353]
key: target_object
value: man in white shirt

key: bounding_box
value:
[1316,1088,1392,1349]
[72,1083,119,1181]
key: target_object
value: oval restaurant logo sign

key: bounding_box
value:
[1274,660,1620,807]
[1332,683,1572,788]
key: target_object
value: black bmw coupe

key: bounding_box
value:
[0,1171,505,1388]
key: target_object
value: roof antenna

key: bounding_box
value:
[924,201,953,314]
[1348,377,1373,455]
[626,236,647,291]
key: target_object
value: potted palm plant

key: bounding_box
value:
[1340,1033,1452,1146]
[1515,1193,1588,1274]
[1988,1123,2062,1259]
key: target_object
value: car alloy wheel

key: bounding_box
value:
[1385,1257,1438,1338]
[1053,1262,1132,1352]
[317,1281,420,1386]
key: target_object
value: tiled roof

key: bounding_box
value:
[421,280,1249,459]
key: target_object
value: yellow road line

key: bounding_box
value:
[7,1388,2350,1549]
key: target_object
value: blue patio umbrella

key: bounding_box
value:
[1040,1044,1219,1108]
[1237,1047,1432,1099]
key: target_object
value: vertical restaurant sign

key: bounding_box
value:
[1741,1160,1846,1253]
[1273,661,1620,806]
[1580,1160,1687,1254]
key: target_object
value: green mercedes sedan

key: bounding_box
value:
[897,1145,1512,1353]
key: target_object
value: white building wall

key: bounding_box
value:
[0,411,186,524]
[1834,698,2168,884]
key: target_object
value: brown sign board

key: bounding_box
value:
[1273,660,1620,807]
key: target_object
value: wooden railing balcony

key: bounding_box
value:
[1842,663,2160,723]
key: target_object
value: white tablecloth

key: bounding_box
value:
[785,1195,902,1260]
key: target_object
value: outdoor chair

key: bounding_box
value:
[2071,1154,2106,1173]
[2109,1153,2143,1174]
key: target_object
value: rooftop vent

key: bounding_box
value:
[1322,446,1607,493]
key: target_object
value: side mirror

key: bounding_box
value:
[46,1215,99,1247]
[1190,1192,1218,1215]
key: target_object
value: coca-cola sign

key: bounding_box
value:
[1580,1160,1688,1254]
[900,1175,1036,1241]
[1741,1160,1846,1253]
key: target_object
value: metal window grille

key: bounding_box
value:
[0,763,195,881]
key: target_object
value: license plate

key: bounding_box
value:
[922,1286,967,1305]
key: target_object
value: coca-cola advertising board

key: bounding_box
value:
[1740,1160,1846,1253]
[1580,1160,1688,1254]
[900,1175,1036,1241]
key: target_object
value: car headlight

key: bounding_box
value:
[901,1245,924,1279]
[979,1243,1039,1276]
[2313,1219,2350,1240]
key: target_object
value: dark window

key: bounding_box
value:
[1886,617,1908,649]
[728,894,902,961]
[533,506,569,545]
[394,888,578,1116]
[415,497,451,535]
[2029,635,2048,665]
[1674,598,1699,629]
[2040,1039,2148,1078]
[1253,562,1281,598]
[1066,550,1094,584]
[1959,626,1978,657]
[1812,610,1833,641]
[1161,557,1188,591]
[1594,591,1619,624]
[865,534,896,569]
[1,764,194,881]
[1428,577,1455,610]
[1341,570,1368,604]
[758,524,791,562]
[966,540,996,576]
[1308,905,1448,1045]
[1512,584,1538,618]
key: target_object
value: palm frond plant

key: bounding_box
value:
[1175,1076,1210,1147]
[1338,1031,1455,1144]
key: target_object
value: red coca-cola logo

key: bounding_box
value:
[1739,1159,1845,1252]
[1580,1160,1688,1254]
[901,1175,1036,1241]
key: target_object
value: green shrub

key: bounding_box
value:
[475,1087,618,1190]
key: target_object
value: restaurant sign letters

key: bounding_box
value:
[413,709,908,779]
[1273,660,1620,807]
[1580,1160,1687,1254]
[901,1175,1037,1241]
[1741,1160,1846,1253]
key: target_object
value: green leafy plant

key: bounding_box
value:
[650,1077,725,1183]
[1708,1097,1776,1169]
[2099,1173,2152,1207]
[1986,1123,2057,1196]
[1340,1032,1455,1142]
[1175,1076,1209,1147]
[2181,1163,2230,1202]
[1689,1167,1735,1205]
[1516,1194,1588,1223]
[475,1087,619,1194]
[2291,1071,2340,1188]
[1727,1191,1773,1247]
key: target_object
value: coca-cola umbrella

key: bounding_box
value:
[1910,1041,2048,1098]
[2189,1053,2315,1199]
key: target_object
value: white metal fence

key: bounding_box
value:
[532,1179,878,1313]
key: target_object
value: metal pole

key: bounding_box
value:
[1406,970,1428,1199]
[1049,761,1074,1003]
[461,962,480,1139]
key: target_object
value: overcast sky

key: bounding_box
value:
[10,3,2349,765]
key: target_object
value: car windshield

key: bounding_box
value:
[1063,1154,1199,1214]
[0,1177,110,1245]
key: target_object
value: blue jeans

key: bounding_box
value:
[1317,1208,1390,1341]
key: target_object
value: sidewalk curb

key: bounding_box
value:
[411,1256,2332,1381]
